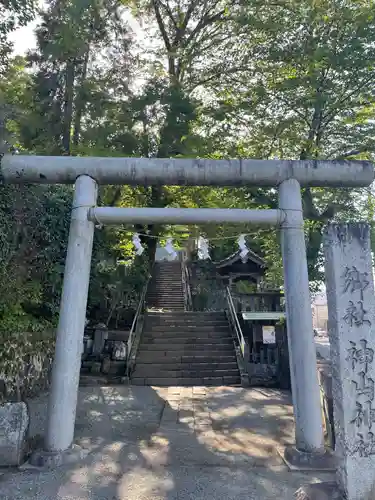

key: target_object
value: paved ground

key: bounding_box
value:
[0,386,334,499]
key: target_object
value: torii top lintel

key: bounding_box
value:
[0,155,373,187]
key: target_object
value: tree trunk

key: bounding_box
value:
[146,225,159,264]
[144,186,164,263]
[72,49,89,148]
[62,59,75,155]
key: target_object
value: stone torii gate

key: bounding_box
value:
[1,154,373,467]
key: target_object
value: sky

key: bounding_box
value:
[8,0,44,55]
[7,7,159,97]
[9,20,38,55]
[8,7,148,58]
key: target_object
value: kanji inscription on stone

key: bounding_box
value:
[347,340,375,449]
[343,301,371,327]
[351,432,375,457]
[351,401,375,430]
[343,266,370,301]
[324,223,375,500]
[346,340,374,374]
[352,371,374,402]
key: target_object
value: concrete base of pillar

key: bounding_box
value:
[294,482,343,500]
[278,445,337,471]
[27,444,88,468]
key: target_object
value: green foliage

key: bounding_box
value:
[213,0,375,161]
[88,228,151,326]
[0,179,150,333]
[1,0,375,354]
[21,0,132,154]
[0,183,72,331]
[190,260,227,311]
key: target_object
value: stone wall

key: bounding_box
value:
[0,330,54,403]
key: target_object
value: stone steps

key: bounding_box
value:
[147,300,184,303]
[136,352,238,363]
[147,296,184,301]
[139,344,234,352]
[131,375,241,386]
[133,366,240,378]
[143,335,232,342]
[143,335,233,343]
[146,328,230,334]
[146,315,227,321]
[146,312,224,317]
[146,317,228,323]
[146,261,185,311]
[149,287,182,290]
[145,324,230,331]
[148,284,183,288]
[131,361,239,371]
[147,297,184,302]
[147,294,183,297]
[148,289,183,293]
[144,330,233,337]
[133,262,240,387]
[148,300,185,312]
[145,322,227,327]
[149,278,182,282]
[149,289,182,292]
[150,284,182,288]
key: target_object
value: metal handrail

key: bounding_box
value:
[181,260,193,311]
[126,275,151,373]
[226,286,246,358]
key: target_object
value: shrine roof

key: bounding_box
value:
[214,249,265,270]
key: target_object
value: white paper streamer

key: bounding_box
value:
[197,236,210,260]
[165,238,178,260]
[238,234,249,263]
[132,233,144,255]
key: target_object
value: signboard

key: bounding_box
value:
[242,312,285,321]
[262,325,276,344]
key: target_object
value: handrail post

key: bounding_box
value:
[226,286,246,358]
[181,258,192,312]
[126,274,151,376]
[181,260,187,311]
[226,286,250,386]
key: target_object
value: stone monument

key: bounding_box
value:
[323,223,375,500]
[0,402,29,466]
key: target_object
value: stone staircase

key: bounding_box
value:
[130,260,241,386]
[131,311,241,386]
[146,261,185,311]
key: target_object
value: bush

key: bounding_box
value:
[0,183,72,331]
[0,182,150,402]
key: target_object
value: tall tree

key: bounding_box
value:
[196,0,375,278]
[22,0,130,154]
[122,0,252,259]
[5,0,375,291]
[0,0,36,152]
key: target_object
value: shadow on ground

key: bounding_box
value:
[0,385,334,499]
